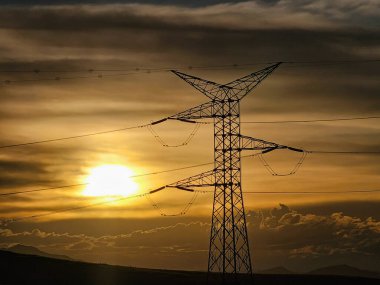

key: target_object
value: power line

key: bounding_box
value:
[0,153,276,198]
[1,59,379,74]
[0,153,270,198]
[194,189,380,194]
[2,147,380,198]
[0,71,145,85]
[0,67,171,74]
[147,122,202,147]
[246,189,380,194]
[145,190,199,217]
[283,59,380,68]
[3,187,380,225]
[0,161,214,197]
[0,183,86,197]
[241,116,380,124]
[5,191,148,223]
[0,123,149,149]
[284,59,380,64]
[306,151,380,154]
[0,118,203,149]
[1,115,379,149]
[0,156,376,219]
[1,59,379,85]
[0,153,266,198]
[2,184,203,223]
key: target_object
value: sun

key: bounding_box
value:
[82,164,139,197]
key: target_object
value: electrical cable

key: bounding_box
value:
[257,151,307,176]
[0,123,149,149]
[0,154,260,198]
[0,71,158,85]
[2,191,148,225]
[1,115,378,149]
[144,189,200,217]
[0,161,214,197]
[191,189,380,194]
[241,116,380,124]
[306,150,380,154]
[245,189,380,194]
[1,149,379,198]
[2,183,379,225]
[147,122,202,147]
[1,59,379,85]
[1,59,379,74]
[1,185,204,224]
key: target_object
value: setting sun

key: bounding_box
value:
[82,165,138,197]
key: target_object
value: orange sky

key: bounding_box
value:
[0,0,379,273]
[1,69,378,220]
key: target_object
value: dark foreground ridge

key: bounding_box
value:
[1,250,379,285]
[3,244,73,261]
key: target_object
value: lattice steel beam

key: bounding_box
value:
[166,63,282,283]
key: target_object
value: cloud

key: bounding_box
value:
[0,0,245,8]
[66,240,95,250]
[249,204,380,269]
[0,221,211,269]
[1,205,380,271]
[0,158,55,189]
[1,1,379,31]
[0,1,379,64]
[97,222,209,248]
[0,222,210,250]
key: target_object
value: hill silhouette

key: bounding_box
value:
[3,244,73,261]
[1,250,379,285]
[258,265,380,279]
[308,264,380,279]
[258,266,295,275]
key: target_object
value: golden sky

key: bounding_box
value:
[0,0,379,273]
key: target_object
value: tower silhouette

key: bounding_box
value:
[165,63,297,282]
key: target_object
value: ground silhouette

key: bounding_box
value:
[1,250,379,285]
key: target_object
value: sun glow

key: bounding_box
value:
[82,165,139,197]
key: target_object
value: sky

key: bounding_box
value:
[0,0,379,273]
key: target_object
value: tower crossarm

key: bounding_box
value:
[167,170,217,188]
[224,62,282,100]
[171,70,229,99]
[239,134,304,153]
[168,100,214,120]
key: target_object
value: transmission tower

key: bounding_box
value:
[164,63,300,283]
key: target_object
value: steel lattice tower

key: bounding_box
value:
[162,63,296,282]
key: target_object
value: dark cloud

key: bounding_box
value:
[0,142,95,193]
[0,158,54,188]
[0,3,378,59]
[0,4,378,112]
[0,159,47,173]
[0,3,379,122]
[0,1,379,31]
[0,0,244,8]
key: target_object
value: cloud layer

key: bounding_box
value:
[1,204,379,271]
